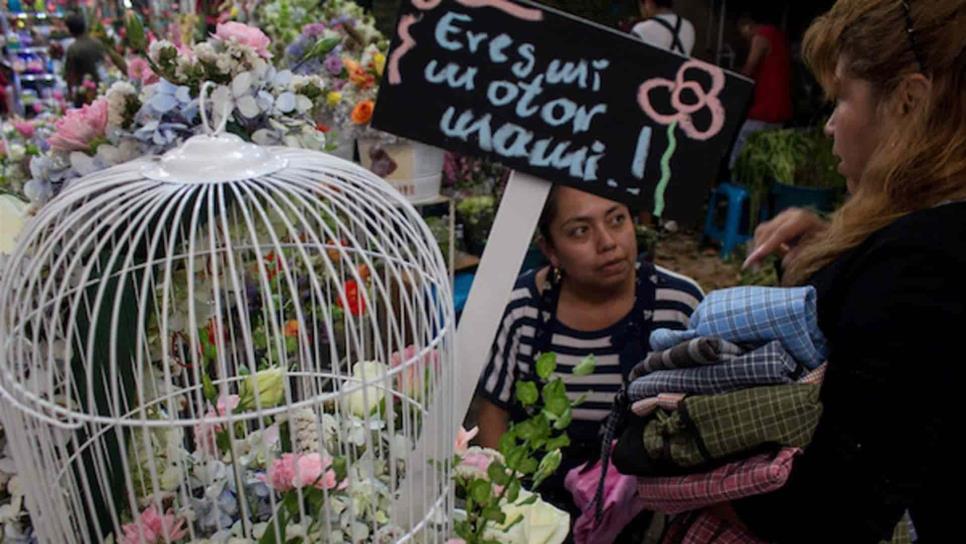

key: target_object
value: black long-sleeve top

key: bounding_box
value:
[734,202,966,542]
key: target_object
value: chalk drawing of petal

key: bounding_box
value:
[637,78,680,126]
[412,0,442,9]
[456,0,543,21]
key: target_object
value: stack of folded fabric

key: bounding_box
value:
[605,286,830,541]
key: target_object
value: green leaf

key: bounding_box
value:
[535,352,557,380]
[517,493,539,506]
[215,430,231,455]
[498,432,516,455]
[506,480,521,502]
[202,372,217,404]
[553,407,573,430]
[546,434,571,450]
[469,479,492,504]
[483,505,506,523]
[514,380,538,406]
[514,420,536,441]
[518,456,539,474]
[125,11,146,51]
[544,395,569,417]
[301,36,342,62]
[572,354,596,376]
[487,462,510,486]
[506,447,525,471]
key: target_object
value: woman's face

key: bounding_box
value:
[542,187,638,292]
[825,57,884,193]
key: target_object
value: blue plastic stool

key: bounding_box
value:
[453,271,475,318]
[703,182,752,258]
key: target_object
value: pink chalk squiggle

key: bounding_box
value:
[388,14,420,85]
[637,59,726,141]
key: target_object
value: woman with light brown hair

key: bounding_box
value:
[735,0,965,541]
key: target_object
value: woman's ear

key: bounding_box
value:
[896,73,932,116]
[537,237,559,269]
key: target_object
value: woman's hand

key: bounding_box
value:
[743,209,827,269]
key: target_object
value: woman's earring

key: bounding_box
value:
[552,266,563,285]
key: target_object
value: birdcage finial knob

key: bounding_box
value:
[142,81,288,184]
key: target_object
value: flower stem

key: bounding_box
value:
[653,121,679,218]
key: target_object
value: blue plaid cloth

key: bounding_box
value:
[649,286,828,369]
[627,340,801,400]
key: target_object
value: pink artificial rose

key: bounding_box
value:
[48,98,109,152]
[120,505,187,544]
[13,120,35,139]
[459,450,494,474]
[214,22,272,59]
[389,345,440,397]
[127,56,159,85]
[265,453,338,492]
[193,394,241,456]
[455,426,478,456]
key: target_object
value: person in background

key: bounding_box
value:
[736,0,965,540]
[474,186,703,536]
[728,11,793,169]
[631,0,695,56]
[64,12,126,108]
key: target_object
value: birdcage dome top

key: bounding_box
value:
[142,132,289,184]
[0,123,452,430]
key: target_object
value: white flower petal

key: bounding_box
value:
[275,92,296,114]
[237,96,260,118]
[232,72,254,98]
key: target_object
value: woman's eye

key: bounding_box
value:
[569,226,588,237]
[611,214,626,226]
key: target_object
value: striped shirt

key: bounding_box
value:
[477,261,703,440]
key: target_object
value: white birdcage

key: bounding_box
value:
[0,90,455,544]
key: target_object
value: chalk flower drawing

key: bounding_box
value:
[637,59,726,216]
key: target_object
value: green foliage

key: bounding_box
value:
[734,127,846,226]
[453,353,596,543]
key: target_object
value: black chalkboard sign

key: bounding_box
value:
[371,0,753,222]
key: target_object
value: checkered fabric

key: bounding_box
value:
[662,509,915,544]
[662,511,767,544]
[636,448,800,514]
[642,384,822,469]
[628,341,800,400]
[650,286,828,369]
[630,337,745,380]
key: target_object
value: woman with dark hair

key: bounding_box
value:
[734,0,966,541]
[474,186,704,527]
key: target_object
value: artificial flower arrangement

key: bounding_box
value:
[1,119,49,198]
[23,20,332,207]
[282,2,389,145]
[448,353,595,544]
[258,0,379,61]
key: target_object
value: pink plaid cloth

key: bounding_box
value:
[798,362,827,384]
[663,510,767,544]
[637,448,800,514]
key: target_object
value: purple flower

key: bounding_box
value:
[302,23,327,38]
[324,53,344,76]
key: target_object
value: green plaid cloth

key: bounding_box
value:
[642,384,822,468]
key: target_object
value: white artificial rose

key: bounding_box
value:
[346,361,389,416]
[485,490,570,544]
[8,143,25,161]
[0,194,28,256]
